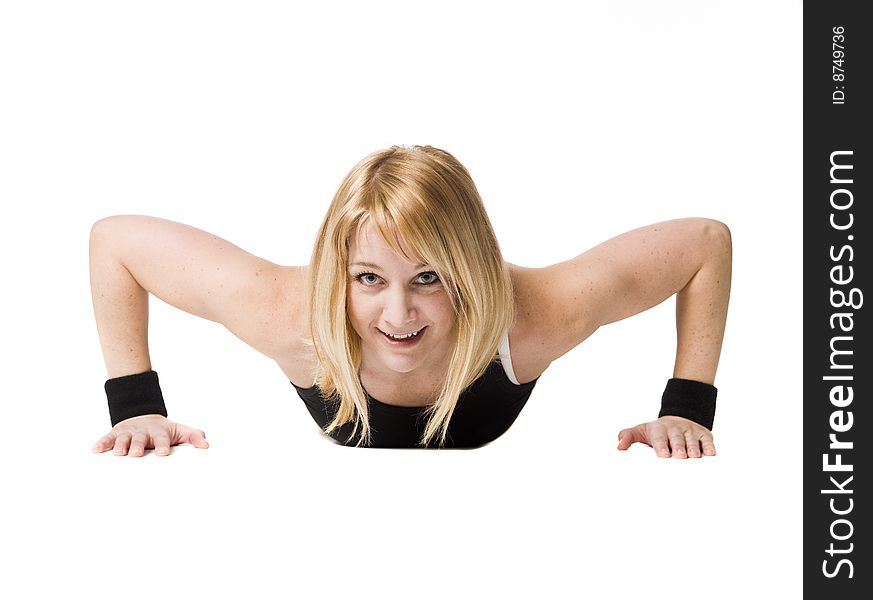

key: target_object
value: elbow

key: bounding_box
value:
[696,218,732,260]
[90,214,138,242]
[90,217,113,254]
[697,220,733,290]
[89,215,126,260]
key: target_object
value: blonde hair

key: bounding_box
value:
[308,145,514,447]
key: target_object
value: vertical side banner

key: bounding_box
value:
[804,2,871,596]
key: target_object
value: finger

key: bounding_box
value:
[668,431,687,459]
[701,435,717,456]
[685,430,702,458]
[649,431,671,458]
[175,425,210,449]
[112,432,132,456]
[153,431,172,457]
[617,426,647,451]
[128,432,149,457]
[189,429,209,449]
[92,432,117,453]
[617,428,632,450]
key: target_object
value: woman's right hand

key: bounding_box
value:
[91,415,209,457]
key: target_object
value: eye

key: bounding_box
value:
[416,272,440,285]
[354,272,381,286]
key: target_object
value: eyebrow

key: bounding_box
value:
[349,261,429,270]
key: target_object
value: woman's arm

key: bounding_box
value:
[89,215,306,456]
[511,218,732,457]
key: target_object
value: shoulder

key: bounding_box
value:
[211,257,318,387]
[261,266,319,385]
[503,264,568,384]
[213,261,315,386]
[505,259,603,383]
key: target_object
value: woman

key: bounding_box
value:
[90,145,731,456]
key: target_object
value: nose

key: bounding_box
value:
[383,285,417,329]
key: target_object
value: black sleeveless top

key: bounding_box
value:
[291,360,538,448]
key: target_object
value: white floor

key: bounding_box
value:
[1,2,802,598]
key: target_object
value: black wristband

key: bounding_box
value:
[658,378,717,431]
[104,370,168,426]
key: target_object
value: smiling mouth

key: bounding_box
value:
[379,327,426,342]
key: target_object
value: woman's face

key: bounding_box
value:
[346,222,456,378]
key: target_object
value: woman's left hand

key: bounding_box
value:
[617,416,716,458]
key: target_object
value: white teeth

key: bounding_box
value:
[384,329,421,340]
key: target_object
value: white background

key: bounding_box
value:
[1,1,802,598]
